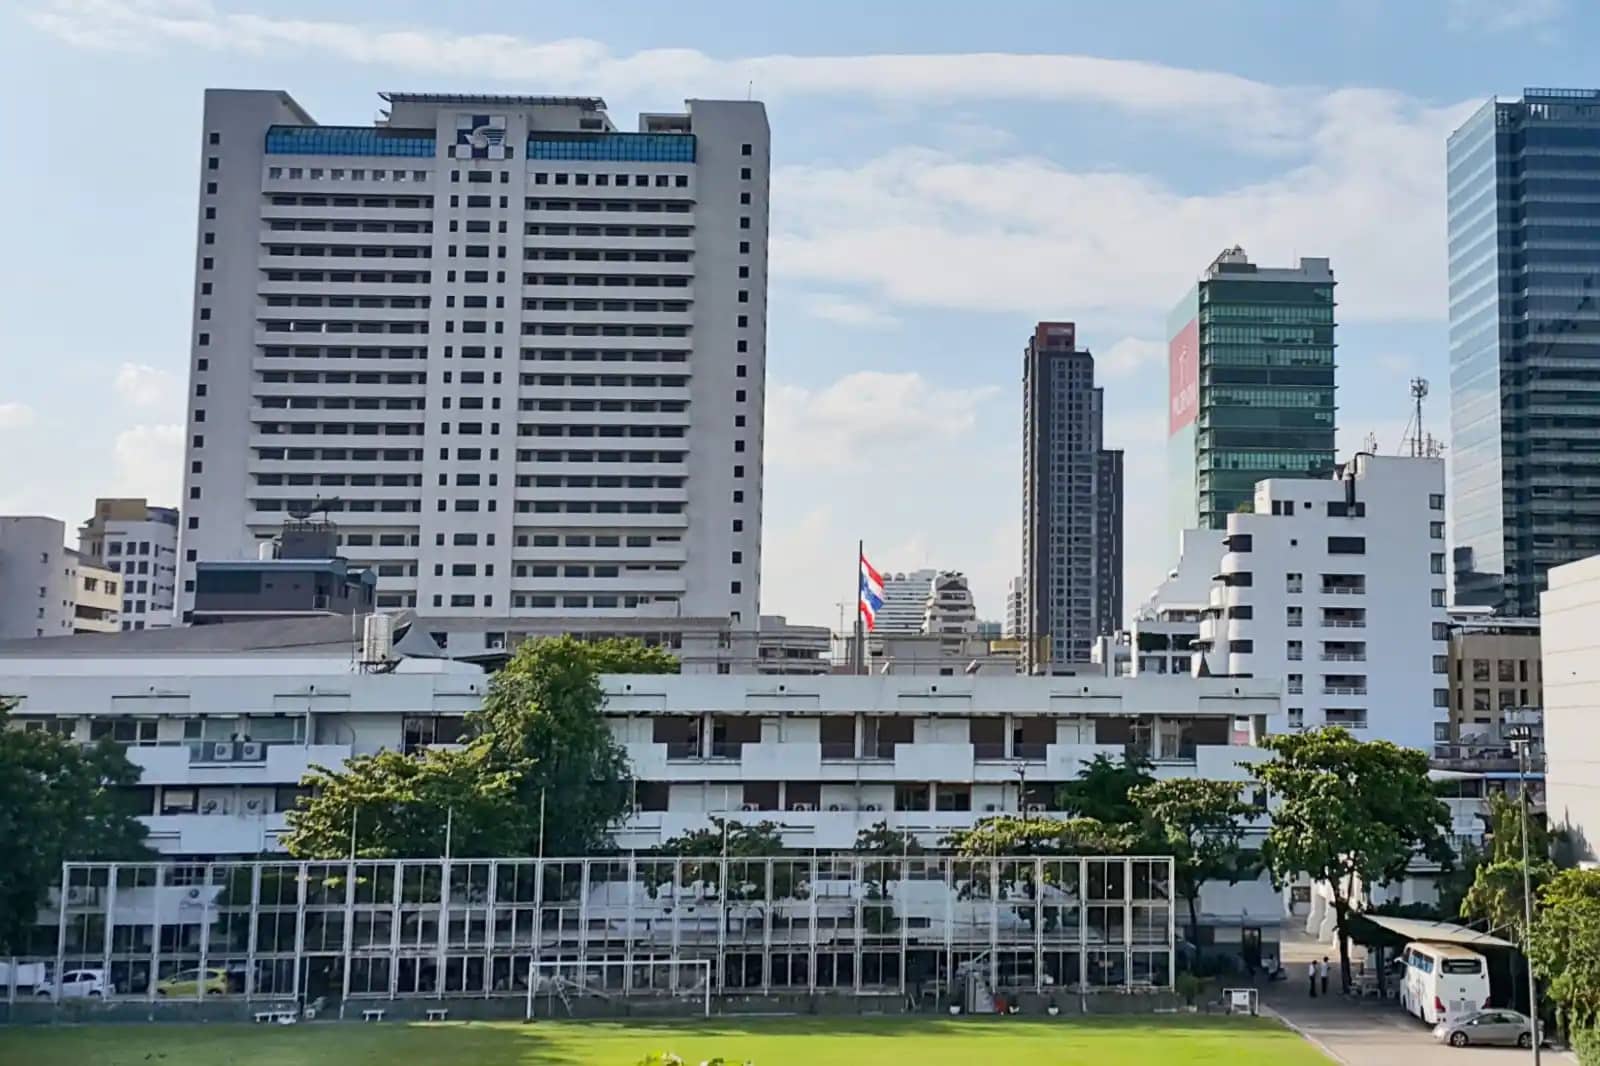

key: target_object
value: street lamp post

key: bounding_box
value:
[1506,723,1540,1064]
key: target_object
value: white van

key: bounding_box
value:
[1399,942,1490,1025]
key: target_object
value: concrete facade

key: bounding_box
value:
[77,498,180,631]
[176,89,768,636]
[1196,454,1449,748]
[1541,553,1600,864]
[0,517,122,639]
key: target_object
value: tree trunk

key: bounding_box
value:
[1332,894,1352,993]
[1186,891,1201,959]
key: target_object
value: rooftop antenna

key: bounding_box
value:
[1408,378,1430,457]
[746,80,753,101]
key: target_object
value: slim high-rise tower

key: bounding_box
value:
[1167,247,1336,542]
[176,90,768,631]
[1448,88,1600,615]
[1021,322,1123,667]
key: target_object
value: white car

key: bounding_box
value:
[35,969,110,1000]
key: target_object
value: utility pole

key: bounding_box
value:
[1507,722,1541,1064]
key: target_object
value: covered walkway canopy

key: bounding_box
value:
[1346,915,1514,950]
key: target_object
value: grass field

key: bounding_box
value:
[0,1015,1329,1065]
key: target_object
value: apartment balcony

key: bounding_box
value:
[1320,578,1366,596]
[1322,685,1368,696]
[140,812,290,856]
[125,743,353,786]
[1320,651,1367,662]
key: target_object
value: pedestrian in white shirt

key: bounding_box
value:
[1318,956,1330,996]
[1308,960,1318,998]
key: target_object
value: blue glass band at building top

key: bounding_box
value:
[528,133,695,162]
[265,126,437,157]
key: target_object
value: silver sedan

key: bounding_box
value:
[1433,1010,1543,1049]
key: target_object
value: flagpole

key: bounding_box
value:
[854,539,866,675]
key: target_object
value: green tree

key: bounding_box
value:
[1055,753,1154,825]
[281,743,524,859]
[1462,792,1556,942]
[1251,727,1450,990]
[942,814,1136,857]
[469,636,677,855]
[0,702,151,952]
[1130,777,1256,948]
[642,818,801,929]
[1530,868,1600,1034]
[854,821,924,935]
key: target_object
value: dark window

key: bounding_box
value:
[1327,536,1365,554]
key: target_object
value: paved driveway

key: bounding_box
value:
[1265,992,1547,1065]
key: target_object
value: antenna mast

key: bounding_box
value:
[1408,378,1429,457]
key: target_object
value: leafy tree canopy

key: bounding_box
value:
[469,635,677,856]
[1530,868,1600,1032]
[942,814,1136,856]
[0,702,151,953]
[1055,753,1153,825]
[281,743,524,859]
[1252,727,1450,988]
[1130,777,1256,944]
[1461,791,1555,941]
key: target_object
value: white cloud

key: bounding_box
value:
[0,403,35,430]
[1099,337,1165,379]
[112,424,183,502]
[804,294,900,329]
[767,371,998,469]
[30,2,1327,153]
[114,362,180,410]
[1447,0,1563,31]
[775,88,1471,324]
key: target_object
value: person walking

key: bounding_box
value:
[1319,957,1330,997]
[1308,960,1318,998]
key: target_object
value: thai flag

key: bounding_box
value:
[859,551,885,631]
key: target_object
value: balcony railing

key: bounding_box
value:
[1323,619,1366,628]
[1287,650,1303,661]
[1321,652,1367,661]
[1320,585,1365,596]
[1287,683,1304,694]
[1323,686,1368,696]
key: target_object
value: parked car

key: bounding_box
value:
[156,967,230,997]
[1433,1009,1544,1048]
[34,969,110,1000]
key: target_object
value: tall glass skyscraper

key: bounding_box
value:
[1166,247,1337,543]
[1448,89,1600,615]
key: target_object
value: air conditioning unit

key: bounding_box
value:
[739,802,760,812]
[202,799,220,814]
[984,803,1000,812]
[790,803,814,812]
[1025,803,1046,813]
[65,886,91,905]
[862,803,882,812]
[211,741,233,762]
[826,804,844,812]
[244,798,264,814]
[240,742,263,761]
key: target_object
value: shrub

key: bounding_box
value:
[1574,1029,1600,1066]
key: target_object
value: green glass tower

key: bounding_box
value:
[1167,247,1336,540]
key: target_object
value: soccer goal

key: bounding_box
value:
[524,957,712,1020]
[1222,987,1260,1016]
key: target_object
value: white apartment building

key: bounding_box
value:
[177,90,769,635]
[873,569,935,635]
[1196,454,1449,749]
[1004,575,1024,639]
[0,517,121,639]
[1128,528,1223,677]
[78,498,180,630]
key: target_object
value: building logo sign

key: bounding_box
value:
[1169,317,1199,435]
[454,114,508,160]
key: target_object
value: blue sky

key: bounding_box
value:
[1,0,1595,630]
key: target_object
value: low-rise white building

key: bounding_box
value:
[0,517,123,639]
[77,498,180,631]
[1196,454,1449,749]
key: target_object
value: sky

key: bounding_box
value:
[0,0,1596,632]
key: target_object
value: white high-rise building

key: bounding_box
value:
[78,498,180,630]
[873,569,936,635]
[177,90,769,633]
[1195,454,1449,749]
[0,517,121,639]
